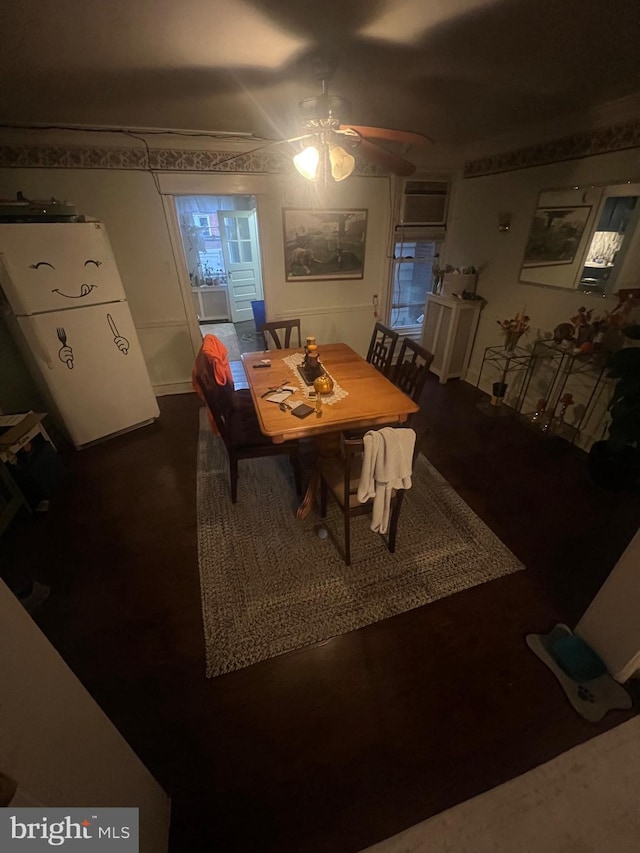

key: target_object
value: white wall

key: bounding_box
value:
[0,167,195,398]
[446,147,640,447]
[0,158,404,405]
[0,579,170,851]
[13,125,636,444]
[261,173,392,356]
[146,168,395,360]
[577,527,640,682]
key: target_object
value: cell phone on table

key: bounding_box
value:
[290,403,314,419]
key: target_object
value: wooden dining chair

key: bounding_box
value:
[193,344,302,504]
[319,428,425,566]
[391,338,435,407]
[342,326,419,442]
[366,322,399,376]
[259,319,302,350]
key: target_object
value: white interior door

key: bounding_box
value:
[217,210,263,323]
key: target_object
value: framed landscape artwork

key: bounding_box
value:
[283,209,368,281]
[522,204,592,267]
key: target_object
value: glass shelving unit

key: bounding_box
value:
[476,344,534,417]
[519,339,609,443]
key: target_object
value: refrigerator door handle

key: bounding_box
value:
[24,316,54,370]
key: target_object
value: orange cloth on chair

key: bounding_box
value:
[192,334,234,435]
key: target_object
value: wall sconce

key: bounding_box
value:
[498,212,512,232]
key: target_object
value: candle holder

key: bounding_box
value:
[298,336,325,385]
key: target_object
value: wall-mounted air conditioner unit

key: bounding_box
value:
[400,180,449,226]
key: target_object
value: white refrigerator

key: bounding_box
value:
[0,221,159,448]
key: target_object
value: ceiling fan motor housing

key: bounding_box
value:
[292,59,427,178]
[299,93,351,125]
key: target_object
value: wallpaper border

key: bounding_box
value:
[464,118,640,178]
[0,143,383,177]
[4,120,635,180]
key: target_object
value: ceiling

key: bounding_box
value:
[1,0,639,149]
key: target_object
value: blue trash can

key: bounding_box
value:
[250,299,266,331]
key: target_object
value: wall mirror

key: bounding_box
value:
[518,180,640,295]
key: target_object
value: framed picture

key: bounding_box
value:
[283,209,368,281]
[522,205,592,267]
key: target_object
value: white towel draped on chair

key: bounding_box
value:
[357,427,416,533]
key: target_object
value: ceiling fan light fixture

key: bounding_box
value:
[293,145,320,181]
[329,144,355,181]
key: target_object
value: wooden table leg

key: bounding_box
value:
[295,463,320,520]
[295,431,342,520]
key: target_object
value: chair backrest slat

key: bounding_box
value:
[366,322,399,376]
[259,319,302,350]
[391,338,434,404]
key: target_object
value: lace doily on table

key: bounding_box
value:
[282,353,349,406]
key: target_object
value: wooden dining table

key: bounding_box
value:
[241,343,419,518]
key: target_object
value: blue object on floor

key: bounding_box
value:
[526,624,631,723]
[551,633,608,681]
[250,299,266,331]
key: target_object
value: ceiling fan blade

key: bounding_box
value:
[340,125,432,146]
[349,137,416,177]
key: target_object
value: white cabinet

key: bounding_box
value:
[422,294,481,383]
[191,285,230,321]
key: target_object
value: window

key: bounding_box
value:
[389,233,443,330]
[195,215,211,234]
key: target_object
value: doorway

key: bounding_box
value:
[174,195,264,340]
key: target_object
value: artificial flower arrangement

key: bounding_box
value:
[496,310,530,351]
[496,311,530,334]
[432,263,453,277]
[602,290,640,330]
[570,306,594,330]
[554,293,640,354]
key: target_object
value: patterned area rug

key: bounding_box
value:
[196,410,523,677]
[199,323,241,361]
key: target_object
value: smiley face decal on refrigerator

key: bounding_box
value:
[107,314,130,355]
[56,327,74,369]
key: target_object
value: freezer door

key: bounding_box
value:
[0,222,128,315]
[18,302,159,448]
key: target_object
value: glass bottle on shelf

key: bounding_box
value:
[548,393,574,437]
[540,398,557,434]
[529,399,547,426]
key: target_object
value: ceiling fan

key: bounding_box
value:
[286,56,431,182]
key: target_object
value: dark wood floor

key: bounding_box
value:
[3,377,640,852]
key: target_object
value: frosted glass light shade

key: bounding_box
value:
[293,145,320,181]
[329,145,356,181]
